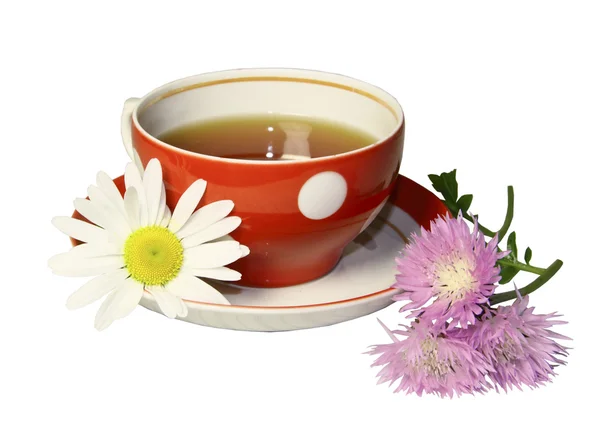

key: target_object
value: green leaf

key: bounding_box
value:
[428,174,445,194]
[428,170,459,203]
[442,170,459,202]
[506,231,518,261]
[456,194,473,213]
[428,174,443,196]
[428,174,442,186]
[525,247,532,265]
[499,266,519,284]
[499,231,521,285]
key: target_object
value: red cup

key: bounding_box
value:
[122,68,404,287]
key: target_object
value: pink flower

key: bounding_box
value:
[393,212,506,328]
[367,319,492,398]
[461,293,569,392]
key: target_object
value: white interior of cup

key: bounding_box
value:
[135,69,403,149]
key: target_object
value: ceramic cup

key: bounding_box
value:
[121,68,404,287]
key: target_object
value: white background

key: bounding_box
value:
[2,1,598,436]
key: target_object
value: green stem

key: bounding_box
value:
[444,185,514,243]
[467,213,496,237]
[497,258,545,275]
[496,186,514,242]
[489,259,563,305]
[445,200,496,237]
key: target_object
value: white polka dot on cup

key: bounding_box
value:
[298,171,347,220]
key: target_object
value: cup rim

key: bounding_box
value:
[132,67,404,166]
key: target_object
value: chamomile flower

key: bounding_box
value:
[49,159,249,330]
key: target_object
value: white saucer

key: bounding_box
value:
[139,204,412,331]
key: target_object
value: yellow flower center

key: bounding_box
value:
[435,254,476,303]
[123,226,183,286]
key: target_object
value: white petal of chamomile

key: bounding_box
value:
[49,252,125,277]
[168,179,207,233]
[60,241,122,258]
[73,198,131,240]
[184,266,242,281]
[147,285,188,318]
[86,184,130,231]
[52,216,115,245]
[66,269,129,310]
[156,184,167,227]
[142,158,163,226]
[96,171,127,216]
[165,272,231,305]
[183,241,249,270]
[123,187,141,229]
[94,278,144,331]
[124,162,148,226]
[132,148,144,175]
[181,216,242,248]
[176,200,235,239]
[160,206,172,227]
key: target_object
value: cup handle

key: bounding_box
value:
[121,97,144,172]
